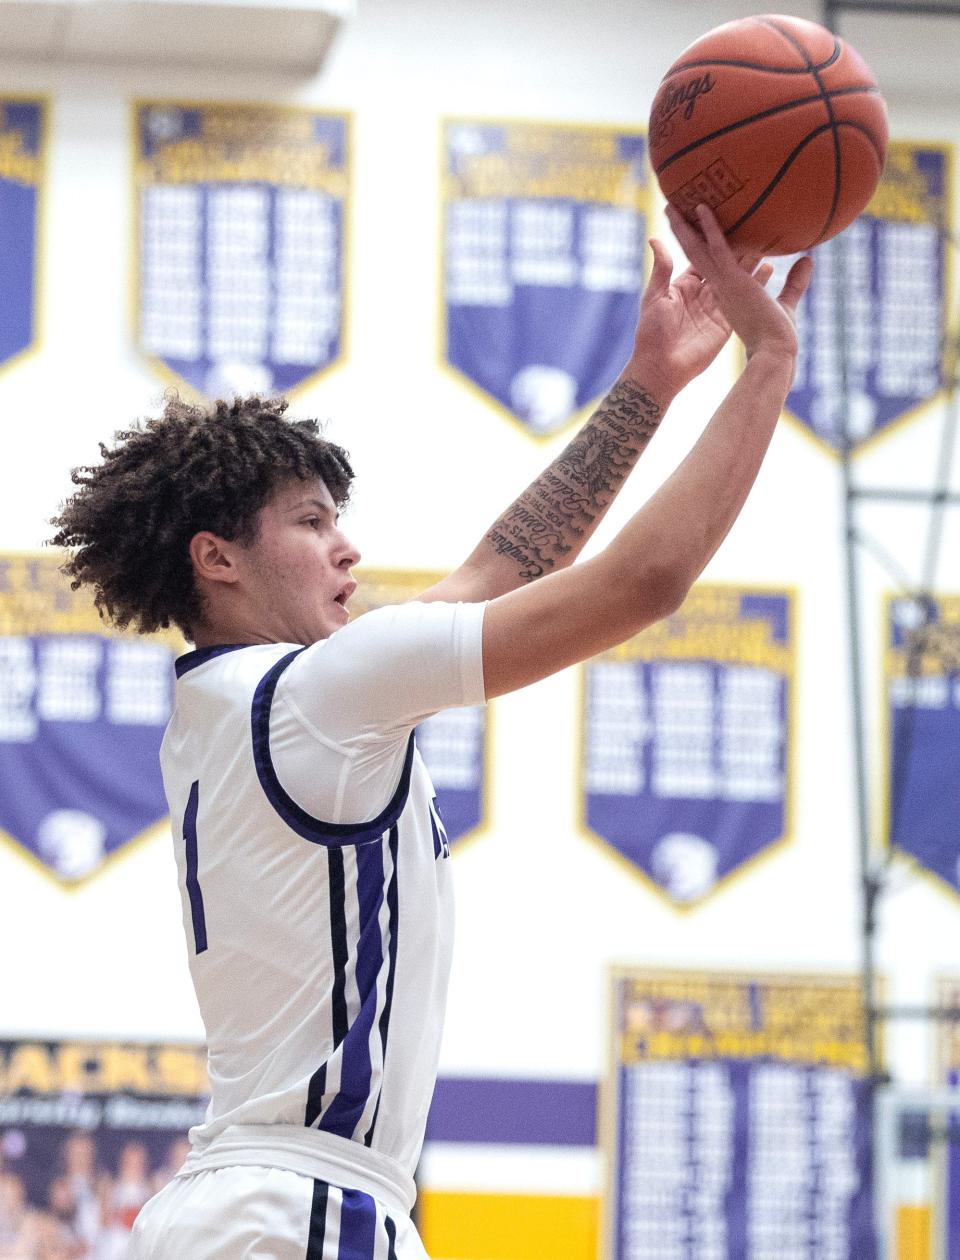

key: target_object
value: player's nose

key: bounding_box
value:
[336,531,361,568]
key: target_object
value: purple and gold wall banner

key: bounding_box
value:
[604,969,876,1260]
[0,1038,207,1253]
[0,97,46,374]
[773,141,952,455]
[935,977,960,1087]
[884,594,960,897]
[0,555,180,885]
[134,101,349,399]
[441,118,649,439]
[581,585,794,909]
[352,569,489,847]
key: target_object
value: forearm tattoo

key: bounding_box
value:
[485,380,663,582]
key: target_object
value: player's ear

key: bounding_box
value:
[189,532,240,585]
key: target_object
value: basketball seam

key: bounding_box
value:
[653,85,880,176]
[760,18,843,243]
[725,120,883,242]
[664,40,842,78]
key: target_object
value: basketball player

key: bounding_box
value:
[50,206,810,1259]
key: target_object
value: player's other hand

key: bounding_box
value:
[666,203,813,364]
[621,232,740,404]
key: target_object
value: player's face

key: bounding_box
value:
[243,477,360,645]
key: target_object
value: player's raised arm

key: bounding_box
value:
[419,236,762,604]
[482,205,813,698]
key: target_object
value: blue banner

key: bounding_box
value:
[0,97,45,373]
[886,594,960,896]
[442,118,649,438]
[134,102,349,399]
[352,570,488,846]
[771,141,951,454]
[606,969,876,1260]
[582,586,794,908]
[0,556,178,884]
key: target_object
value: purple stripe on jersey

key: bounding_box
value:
[182,781,207,955]
[385,1214,398,1260]
[364,826,400,1146]
[305,847,350,1128]
[319,840,390,1140]
[337,1187,377,1260]
[306,1180,328,1259]
[174,643,248,678]
[251,651,417,846]
[426,1078,598,1146]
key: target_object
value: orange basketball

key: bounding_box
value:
[649,14,888,255]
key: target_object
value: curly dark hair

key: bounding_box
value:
[49,393,354,637]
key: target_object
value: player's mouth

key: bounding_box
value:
[334,580,357,608]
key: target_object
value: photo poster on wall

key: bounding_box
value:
[133,101,350,401]
[351,569,489,847]
[441,117,649,440]
[580,584,794,909]
[770,139,952,456]
[0,1038,207,1254]
[0,96,46,375]
[603,968,877,1260]
[0,554,180,885]
[884,593,960,897]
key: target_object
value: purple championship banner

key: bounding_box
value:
[351,569,489,847]
[884,594,960,896]
[441,118,649,439]
[770,140,951,455]
[0,1038,207,1255]
[134,101,349,400]
[581,585,794,909]
[0,555,179,884]
[604,969,876,1260]
[0,96,46,374]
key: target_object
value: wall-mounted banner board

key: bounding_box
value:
[604,968,876,1260]
[0,97,46,374]
[134,101,349,400]
[581,585,794,908]
[441,118,649,439]
[0,555,180,884]
[773,140,951,455]
[885,594,960,897]
[352,569,489,848]
[0,1037,207,1254]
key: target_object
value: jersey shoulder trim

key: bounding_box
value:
[175,644,250,678]
[251,650,416,847]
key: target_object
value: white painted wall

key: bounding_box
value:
[1,0,959,1198]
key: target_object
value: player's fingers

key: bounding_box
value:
[694,204,736,263]
[645,237,674,299]
[754,263,774,288]
[738,253,761,273]
[665,204,711,270]
[777,255,814,311]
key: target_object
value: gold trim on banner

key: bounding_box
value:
[599,965,881,1260]
[130,99,352,403]
[0,94,50,383]
[775,139,955,459]
[880,590,960,903]
[576,582,798,913]
[437,115,651,444]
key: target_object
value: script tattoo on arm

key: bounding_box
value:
[484,380,664,583]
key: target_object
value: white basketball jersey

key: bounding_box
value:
[159,601,486,1182]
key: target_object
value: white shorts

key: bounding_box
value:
[128,1164,430,1259]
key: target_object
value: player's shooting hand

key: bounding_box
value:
[665,203,813,363]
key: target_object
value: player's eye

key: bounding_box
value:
[303,516,321,529]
